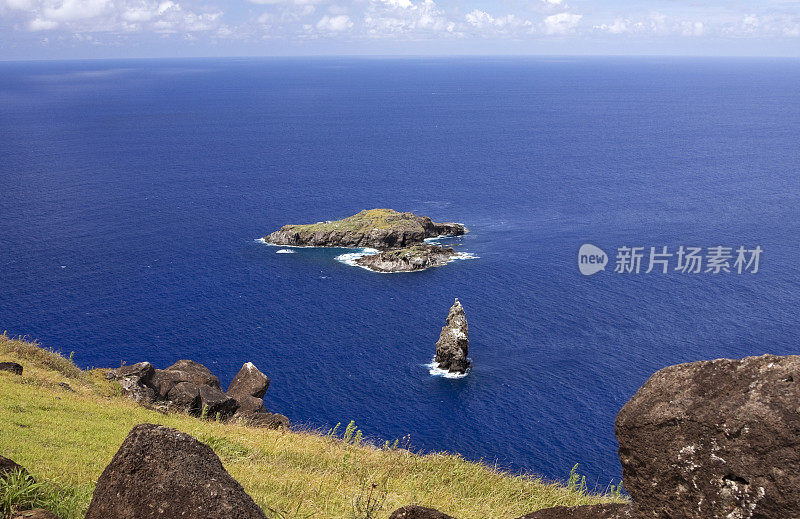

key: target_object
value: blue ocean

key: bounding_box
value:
[1,57,799,486]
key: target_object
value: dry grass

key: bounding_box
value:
[0,334,625,519]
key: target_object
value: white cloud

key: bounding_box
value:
[316,14,351,31]
[464,9,533,34]
[43,0,109,22]
[6,0,223,34]
[364,0,453,37]
[464,9,492,29]
[542,12,581,35]
[593,18,629,34]
[28,16,57,29]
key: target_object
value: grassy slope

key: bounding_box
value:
[274,209,430,235]
[0,334,624,519]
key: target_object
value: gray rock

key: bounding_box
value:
[165,381,202,413]
[434,298,470,374]
[233,410,290,429]
[119,377,156,404]
[234,394,268,414]
[85,423,266,519]
[616,354,800,519]
[106,362,155,384]
[227,362,270,400]
[0,362,23,375]
[198,385,239,419]
[355,244,457,273]
[151,360,220,398]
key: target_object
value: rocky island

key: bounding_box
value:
[434,298,471,374]
[264,208,470,272]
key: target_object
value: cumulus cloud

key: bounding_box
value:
[4,0,224,34]
[464,9,533,35]
[3,0,800,47]
[542,12,581,35]
[363,0,454,37]
[316,14,351,31]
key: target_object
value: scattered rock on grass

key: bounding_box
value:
[0,362,23,375]
[85,423,267,519]
[389,505,456,519]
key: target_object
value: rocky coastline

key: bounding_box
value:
[264,208,470,272]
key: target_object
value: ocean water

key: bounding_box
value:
[1,57,799,486]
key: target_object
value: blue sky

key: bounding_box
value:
[1,0,799,59]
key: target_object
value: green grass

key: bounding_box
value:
[0,333,625,519]
[273,209,434,235]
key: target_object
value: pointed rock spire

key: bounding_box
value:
[434,298,470,374]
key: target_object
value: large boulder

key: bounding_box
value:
[150,360,221,398]
[389,505,456,518]
[198,385,239,418]
[234,410,290,429]
[165,381,201,413]
[106,362,155,384]
[227,362,270,400]
[434,299,470,374]
[516,504,631,519]
[616,354,800,519]
[0,362,23,375]
[85,423,266,519]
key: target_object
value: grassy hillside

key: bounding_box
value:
[0,333,625,519]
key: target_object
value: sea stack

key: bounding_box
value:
[434,298,470,374]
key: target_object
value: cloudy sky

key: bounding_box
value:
[1,0,799,59]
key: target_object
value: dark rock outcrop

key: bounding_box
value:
[389,505,456,519]
[234,410,291,429]
[516,504,632,519]
[151,359,221,397]
[0,362,23,375]
[198,385,239,417]
[107,362,157,404]
[434,299,470,374]
[107,362,155,384]
[355,244,458,273]
[265,209,467,250]
[616,354,800,519]
[0,455,27,479]
[107,359,288,427]
[227,362,270,409]
[85,423,267,519]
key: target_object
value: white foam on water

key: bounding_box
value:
[334,248,380,269]
[425,360,469,379]
[451,252,479,261]
[255,238,317,249]
[276,249,295,254]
